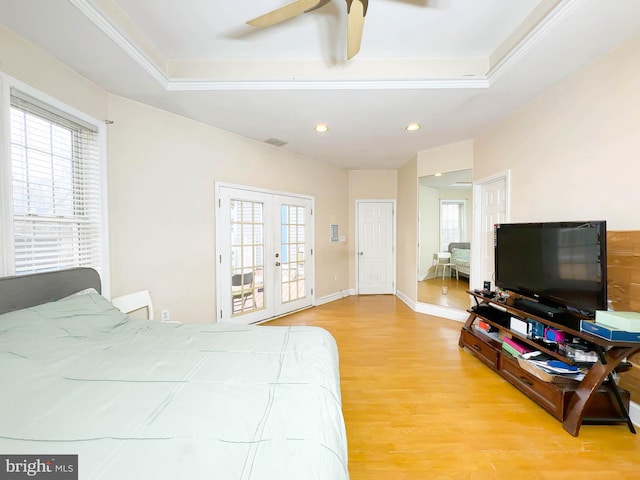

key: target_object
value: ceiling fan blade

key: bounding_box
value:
[247,0,326,28]
[346,0,368,59]
[305,0,332,13]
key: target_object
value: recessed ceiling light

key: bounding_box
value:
[315,124,329,133]
[406,123,421,131]
[435,173,443,177]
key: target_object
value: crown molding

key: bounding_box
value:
[166,77,490,91]
[486,0,582,84]
[69,0,170,88]
[69,0,566,92]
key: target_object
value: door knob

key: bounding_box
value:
[275,262,281,266]
[359,252,364,256]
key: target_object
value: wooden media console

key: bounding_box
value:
[459,291,640,436]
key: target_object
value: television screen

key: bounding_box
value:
[495,221,607,317]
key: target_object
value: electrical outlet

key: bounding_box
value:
[161,309,170,322]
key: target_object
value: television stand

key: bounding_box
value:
[459,291,640,436]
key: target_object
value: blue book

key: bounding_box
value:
[580,320,640,342]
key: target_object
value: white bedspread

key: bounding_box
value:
[0,293,348,479]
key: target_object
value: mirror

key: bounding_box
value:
[417,169,472,310]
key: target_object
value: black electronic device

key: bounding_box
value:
[494,220,607,321]
[471,304,510,327]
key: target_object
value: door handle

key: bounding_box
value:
[359,252,364,256]
[275,262,281,266]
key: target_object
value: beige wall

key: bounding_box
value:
[418,185,439,278]
[417,139,474,178]
[107,96,349,322]
[0,26,108,122]
[6,21,640,321]
[396,158,418,302]
[0,26,350,323]
[475,33,640,230]
[347,170,398,290]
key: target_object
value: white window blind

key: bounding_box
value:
[440,200,466,251]
[9,89,103,275]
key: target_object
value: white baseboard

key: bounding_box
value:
[315,289,353,306]
[395,289,415,310]
[415,301,468,322]
[395,290,467,322]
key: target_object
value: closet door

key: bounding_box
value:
[216,185,314,324]
[357,200,395,295]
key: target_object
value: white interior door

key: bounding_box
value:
[216,185,313,324]
[473,174,508,291]
[357,200,395,295]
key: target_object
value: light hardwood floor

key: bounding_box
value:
[265,295,640,480]
[417,275,470,310]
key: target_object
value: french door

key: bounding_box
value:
[216,184,314,324]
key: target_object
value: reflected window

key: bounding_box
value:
[440,200,466,251]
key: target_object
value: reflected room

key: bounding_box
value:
[418,169,472,310]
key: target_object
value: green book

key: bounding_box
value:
[501,342,521,358]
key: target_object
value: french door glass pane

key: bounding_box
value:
[280,204,305,303]
[230,199,264,316]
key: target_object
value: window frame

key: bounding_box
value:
[439,199,467,252]
[0,73,110,296]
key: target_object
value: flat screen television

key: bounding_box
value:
[494,221,607,319]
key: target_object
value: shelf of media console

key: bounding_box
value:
[467,291,640,351]
[467,308,579,365]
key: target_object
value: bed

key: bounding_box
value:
[448,242,470,279]
[0,268,349,479]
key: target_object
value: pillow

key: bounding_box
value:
[451,247,471,264]
[60,287,99,300]
[0,291,128,331]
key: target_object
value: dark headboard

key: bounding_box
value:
[448,242,470,252]
[0,267,101,314]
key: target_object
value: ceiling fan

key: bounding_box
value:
[246,0,369,60]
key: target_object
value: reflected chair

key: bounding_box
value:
[432,252,458,280]
[232,272,254,313]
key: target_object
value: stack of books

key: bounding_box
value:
[501,336,532,357]
[580,311,640,342]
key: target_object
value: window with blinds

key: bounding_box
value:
[439,200,466,251]
[8,90,103,275]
